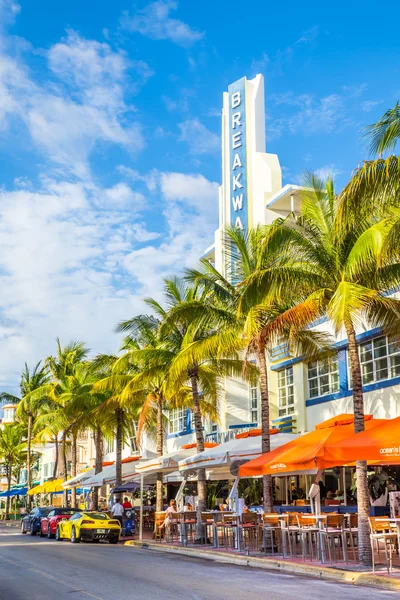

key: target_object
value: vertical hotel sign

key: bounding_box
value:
[228,77,248,232]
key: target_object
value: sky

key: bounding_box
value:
[0,0,399,394]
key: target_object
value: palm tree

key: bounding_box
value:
[365,101,400,155]
[0,424,26,519]
[157,278,245,522]
[187,227,330,512]
[1,362,50,506]
[25,340,89,505]
[91,352,139,489]
[257,175,400,566]
[109,315,191,512]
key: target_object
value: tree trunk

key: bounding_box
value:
[156,396,164,513]
[190,371,207,541]
[53,435,59,480]
[71,433,77,509]
[115,408,123,487]
[26,414,32,509]
[258,347,274,513]
[5,461,11,520]
[62,432,68,506]
[345,321,372,567]
[93,426,103,511]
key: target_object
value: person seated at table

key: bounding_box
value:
[183,502,192,512]
[326,490,335,500]
[160,499,177,529]
[335,490,344,501]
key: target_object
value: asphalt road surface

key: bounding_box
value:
[0,529,397,600]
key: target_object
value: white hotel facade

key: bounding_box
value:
[155,73,400,458]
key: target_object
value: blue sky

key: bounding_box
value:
[0,0,399,393]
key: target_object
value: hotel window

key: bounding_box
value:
[308,356,339,399]
[278,366,295,417]
[350,336,400,386]
[169,408,186,434]
[250,384,259,424]
[105,438,116,455]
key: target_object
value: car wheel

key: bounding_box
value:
[70,526,80,544]
[39,525,45,537]
[47,526,54,539]
[30,523,36,536]
[55,526,62,542]
[109,538,119,544]
[21,521,27,534]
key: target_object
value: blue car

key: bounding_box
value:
[21,507,54,536]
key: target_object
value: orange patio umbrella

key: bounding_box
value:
[239,414,385,477]
[324,415,400,466]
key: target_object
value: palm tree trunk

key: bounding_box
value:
[258,347,274,513]
[190,370,207,541]
[71,433,77,508]
[156,397,164,513]
[62,432,68,506]
[5,461,11,520]
[53,435,59,480]
[26,414,32,510]
[345,321,372,567]
[93,426,103,511]
[115,408,123,487]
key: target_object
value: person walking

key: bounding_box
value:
[111,497,124,528]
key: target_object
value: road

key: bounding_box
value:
[0,529,397,600]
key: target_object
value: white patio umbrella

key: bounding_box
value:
[83,461,140,487]
[178,431,300,475]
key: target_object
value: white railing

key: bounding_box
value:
[205,423,258,444]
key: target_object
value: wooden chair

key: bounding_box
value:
[182,511,197,545]
[319,514,347,563]
[222,513,241,550]
[154,511,166,542]
[297,514,320,561]
[260,514,281,555]
[280,512,302,558]
[344,513,358,562]
[369,517,398,574]
[240,512,259,552]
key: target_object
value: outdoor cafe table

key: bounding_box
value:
[202,512,240,549]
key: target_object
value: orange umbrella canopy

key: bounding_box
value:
[239,414,383,477]
[324,415,400,465]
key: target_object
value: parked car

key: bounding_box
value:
[21,507,54,536]
[56,511,121,544]
[40,508,80,538]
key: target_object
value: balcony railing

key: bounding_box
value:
[205,423,258,444]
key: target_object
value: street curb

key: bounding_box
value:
[123,540,400,592]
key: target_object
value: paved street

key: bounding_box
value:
[0,529,396,600]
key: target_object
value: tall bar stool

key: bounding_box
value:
[154,511,166,542]
[297,514,320,561]
[369,517,398,574]
[182,511,197,545]
[260,513,281,555]
[344,513,358,561]
[319,514,347,564]
[240,512,259,552]
[280,513,302,558]
[222,513,241,550]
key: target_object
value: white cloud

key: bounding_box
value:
[314,164,342,180]
[0,0,20,27]
[361,100,383,113]
[268,87,364,140]
[178,119,219,155]
[0,30,146,176]
[121,0,204,48]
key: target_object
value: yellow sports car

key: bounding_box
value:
[55,511,121,544]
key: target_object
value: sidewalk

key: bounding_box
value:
[124,537,400,593]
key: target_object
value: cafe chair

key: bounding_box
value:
[369,517,398,574]
[260,513,281,555]
[319,514,347,564]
